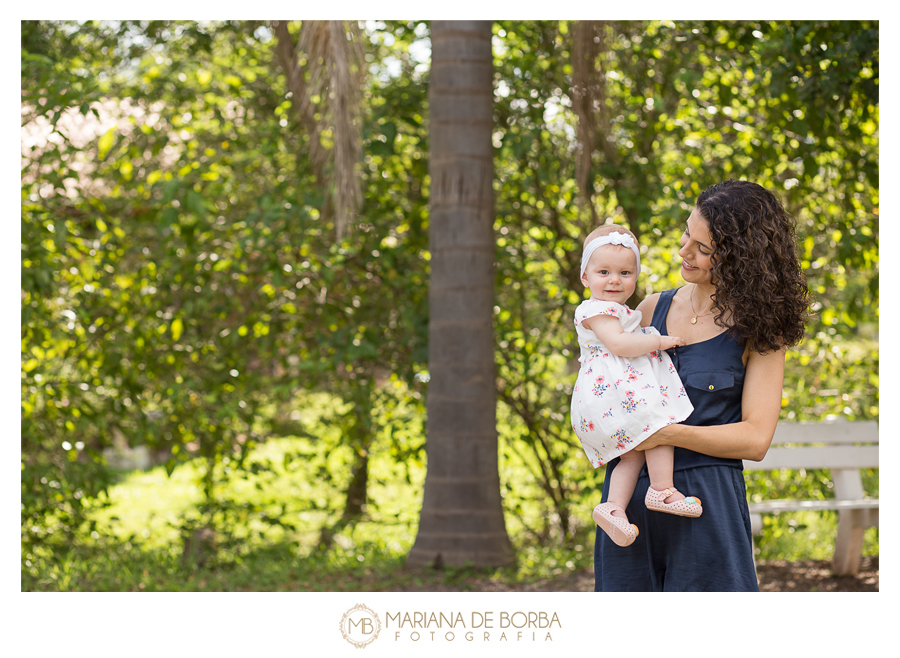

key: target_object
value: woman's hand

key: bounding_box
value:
[634,423,682,451]
[636,347,786,461]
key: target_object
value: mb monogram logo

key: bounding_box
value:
[340,604,382,648]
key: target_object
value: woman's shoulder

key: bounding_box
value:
[635,292,662,318]
[636,288,682,327]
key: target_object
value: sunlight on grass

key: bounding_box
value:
[754,510,879,562]
[86,430,427,559]
[91,464,205,549]
[22,388,878,591]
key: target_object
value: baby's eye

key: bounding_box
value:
[621,270,631,276]
[599,269,609,275]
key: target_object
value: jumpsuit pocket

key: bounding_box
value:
[683,371,735,394]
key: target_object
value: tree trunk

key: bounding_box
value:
[341,379,374,521]
[407,21,515,568]
[317,378,373,549]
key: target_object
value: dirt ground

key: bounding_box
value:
[754,556,879,592]
[549,556,879,592]
[399,556,879,592]
[554,556,880,592]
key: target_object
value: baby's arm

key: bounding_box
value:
[582,315,685,358]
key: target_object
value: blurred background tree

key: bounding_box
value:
[22,19,431,553]
[408,20,515,568]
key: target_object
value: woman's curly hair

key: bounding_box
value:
[697,180,810,354]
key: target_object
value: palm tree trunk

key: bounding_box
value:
[407,21,514,568]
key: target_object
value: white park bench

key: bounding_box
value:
[743,419,879,576]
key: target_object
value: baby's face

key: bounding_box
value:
[580,245,638,305]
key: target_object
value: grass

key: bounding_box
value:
[755,511,879,562]
[22,535,598,592]
[22,425,878,592]
[21,431,594,591]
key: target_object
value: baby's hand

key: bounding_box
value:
[658,336,685,351]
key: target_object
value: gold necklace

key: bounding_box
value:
[689,286,714,325]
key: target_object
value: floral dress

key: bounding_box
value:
[570,299,694,467]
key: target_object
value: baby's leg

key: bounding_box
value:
[607,450,644,518]
[645,445,686,503]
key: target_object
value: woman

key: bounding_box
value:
[593,179,809,592]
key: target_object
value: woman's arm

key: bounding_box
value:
[582,314,683,358]
[636,346,786,461]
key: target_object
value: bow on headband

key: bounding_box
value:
[580,232,641,279]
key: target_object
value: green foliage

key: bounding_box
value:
[753,510,878,562]
[21,20,430,545]
[21,401,875,590]
[22,20,877,571]
[488,20,877,541]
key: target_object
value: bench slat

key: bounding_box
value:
[745,445,878,471]
[770,420,878,445]
[748,498,879,513]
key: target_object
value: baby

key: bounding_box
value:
[571,225,702,547]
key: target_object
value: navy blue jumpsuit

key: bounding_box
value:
[593,287,760,591]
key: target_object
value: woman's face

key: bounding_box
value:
[679,207,715,285]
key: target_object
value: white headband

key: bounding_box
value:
[580,232,641,278]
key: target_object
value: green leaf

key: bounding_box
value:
[98,127,116,159]
[185,190,207,217]
[161,180,181,204]
[160,207,179,227]
[53,219,67,249]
